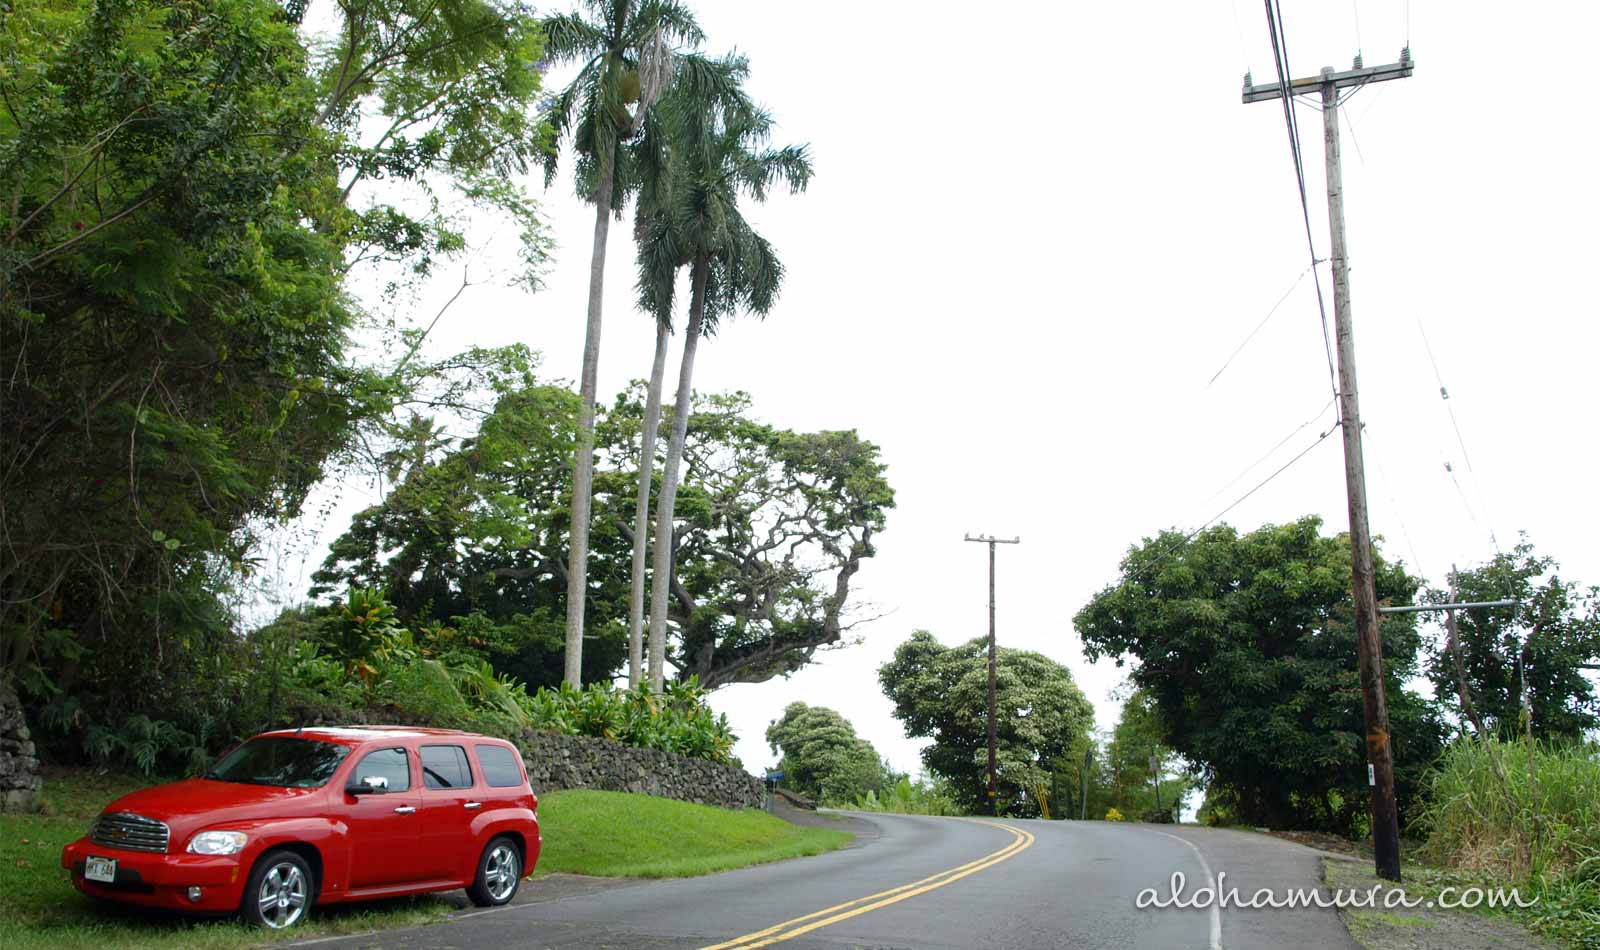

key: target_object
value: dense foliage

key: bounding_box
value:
[2,0,378,718]
[764,702,888,804]
[1074,516,1446,834]
[879,631,1095,816]
[312,383,893,690]
[1423,541,1600,740]
[1,0,549,761]
[39,586,736,775]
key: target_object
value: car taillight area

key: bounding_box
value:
[91,812,171,853]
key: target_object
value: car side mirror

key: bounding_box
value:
[349,775,389,795]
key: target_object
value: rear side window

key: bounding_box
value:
[420,745,473,790]
[475,745,524,788]
[352,748,411,791]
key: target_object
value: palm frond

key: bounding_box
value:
[539,12,608,64]
[633,0,706,50]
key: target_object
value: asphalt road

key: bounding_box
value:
[296,813,1359,950]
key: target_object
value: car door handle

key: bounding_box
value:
[393,806,416,814]
[464,802,482,810]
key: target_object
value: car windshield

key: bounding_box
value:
[205,737,350,788]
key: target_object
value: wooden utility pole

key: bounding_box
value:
[1244,50,1413,881]
[965,533,1019,816]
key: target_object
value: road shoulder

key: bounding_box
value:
[1324,857,1556,950]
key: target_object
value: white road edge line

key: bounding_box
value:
[1146,828,1223,950]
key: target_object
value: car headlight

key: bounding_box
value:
[187,831,249,855]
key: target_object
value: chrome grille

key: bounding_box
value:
[91,812,170,853]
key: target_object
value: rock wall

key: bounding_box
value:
[0,682,42,813]
[518,730,764,811]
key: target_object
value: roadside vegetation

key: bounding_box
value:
[1410,738,1600,946]
[0,767,848,949]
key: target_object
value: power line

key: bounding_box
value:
[1199,395,1337,507]
[1415,316,1501,555]
[1362,426,1427,582]
[1261,0,1342,405]
[1132,419,1344,582]
[1207,263,1316,386]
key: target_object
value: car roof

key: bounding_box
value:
[256,726,513,747]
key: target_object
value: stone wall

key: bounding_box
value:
[518,730,764,811]
[0,682,42,813]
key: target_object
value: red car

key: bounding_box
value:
[61,726,540,929]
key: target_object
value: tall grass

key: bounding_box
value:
[1414,737,1600,882]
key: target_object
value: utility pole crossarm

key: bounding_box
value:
[1379,599,1519,615]
[1243,51,1414,103]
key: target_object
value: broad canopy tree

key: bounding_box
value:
[1424,540,1600,741]
[312,379,894,690]
[1073,516,1446,834]
[765,702,888,804]
[879,632,1095,815]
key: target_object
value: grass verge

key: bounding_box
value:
[2,768,850,949]
[534,789,852,877]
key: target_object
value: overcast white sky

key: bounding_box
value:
[300,1,1600,779]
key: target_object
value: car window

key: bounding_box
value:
[474,744,524,788]
[420,744,473,790]
[352,747,411,792]
[205,737,350,788]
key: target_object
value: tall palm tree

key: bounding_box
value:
[636,78,813,691]
[539,0,701,686]
[621,54,746,688]
[624,320,669,688]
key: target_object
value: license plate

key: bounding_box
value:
[85,856,117,883]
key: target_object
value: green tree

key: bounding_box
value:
[1096,691,1195,821]
[1,0,384,709]
[539,0,707,686]
[1425,541,1600,741]
[765,702,887,804]
[638,71,812,692]
[282,0,555,308]
[312,384,893,690]
[619,50,745,689]
[878,632,1095,815]
[1074,516,1446,834]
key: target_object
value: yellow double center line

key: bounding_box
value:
[701,819,1035,950]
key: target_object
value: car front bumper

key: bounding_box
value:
[61,837,248,914]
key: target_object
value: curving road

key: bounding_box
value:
[297,813,1358,949]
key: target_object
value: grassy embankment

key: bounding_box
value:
[0,767,850,950]
[1330,739,1599,950]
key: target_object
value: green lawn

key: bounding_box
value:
[0,768,850,949]
[534,789,852,878]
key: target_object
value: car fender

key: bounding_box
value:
[172,816,342,898]
[470,808,540,871]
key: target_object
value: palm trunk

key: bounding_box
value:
[647,255,709,692]
[627,319,671,688]
[563,147,616,687]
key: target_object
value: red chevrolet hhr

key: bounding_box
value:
[61,726,541,929]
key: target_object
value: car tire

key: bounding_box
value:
[466,836,522,907]
[241,849,313,929]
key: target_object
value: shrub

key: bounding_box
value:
[1105,807,1124,822]
[520,678,736,765]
